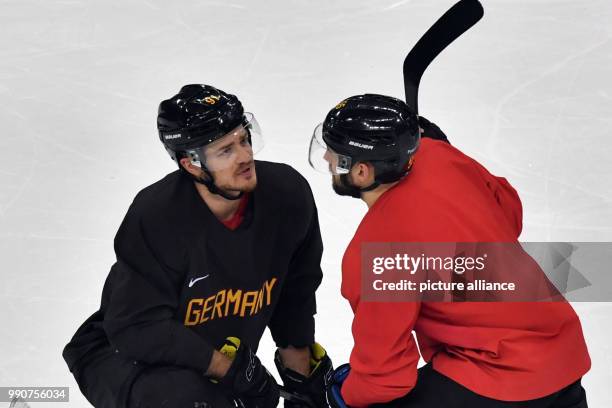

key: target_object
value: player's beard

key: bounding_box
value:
[332,174,361,199]
[215,161,258,195]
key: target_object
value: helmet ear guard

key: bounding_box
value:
[174,149,203,169]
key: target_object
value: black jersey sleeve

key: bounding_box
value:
[102,198,215,374]
[268,176,323,348]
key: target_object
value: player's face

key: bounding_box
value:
[204,126,257,194]
[327,151,346,193]
[323,149,336,174]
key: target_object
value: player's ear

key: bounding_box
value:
[351,162,375,187]
[180,156,203,178]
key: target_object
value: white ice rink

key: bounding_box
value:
[1,0,611,406]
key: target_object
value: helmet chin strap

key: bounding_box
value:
[200,167,244,201]
[334,163,412,199]
[200,178,243,201]
[184,166,243,201]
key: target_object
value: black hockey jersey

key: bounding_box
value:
[62,161,323,375]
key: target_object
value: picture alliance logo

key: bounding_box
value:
[372,253,488,275]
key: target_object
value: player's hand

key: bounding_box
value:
[219,337,280,408]
[274,343,333,407]
[326,364,350,408]
[418,116,450,144]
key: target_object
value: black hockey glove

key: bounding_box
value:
[274,343,333,408]
[326,364,350,408]
[219,337,280,408]
[419,116,450,144]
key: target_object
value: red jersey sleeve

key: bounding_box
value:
[341,300,421,407]
[340,230,422,407]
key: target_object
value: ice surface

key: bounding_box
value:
[1,0,611,406]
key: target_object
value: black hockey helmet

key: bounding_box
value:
[157,84,263,200]
[158,84,247,160]
[309,94,420,192]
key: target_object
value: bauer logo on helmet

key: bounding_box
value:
[348,140,374,150]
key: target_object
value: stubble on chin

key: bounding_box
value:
[222,170,258,193]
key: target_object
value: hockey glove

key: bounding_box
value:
[419,116,450,144]
[219,337,280,408]
[274,343,333,408]
[326,364,350,408]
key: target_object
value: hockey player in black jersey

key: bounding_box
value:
[62,84,332,408]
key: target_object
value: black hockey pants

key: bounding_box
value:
[70,348,237,408]
[374,363,587,408]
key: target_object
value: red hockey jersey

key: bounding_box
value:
[340,138,590,406]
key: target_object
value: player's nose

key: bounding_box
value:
[236,142,253,163]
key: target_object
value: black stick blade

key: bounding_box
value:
[403,0,484,114]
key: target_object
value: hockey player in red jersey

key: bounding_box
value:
[308,94,590,407]
[63,84,332,408]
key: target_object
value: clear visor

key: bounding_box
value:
[185,112,264,171]
[308,123,352,175]
[244,112,264,154]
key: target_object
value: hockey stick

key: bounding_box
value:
[403,0,484,114]
[233,388,315,408]
[280,386,317,408]
[9,397,31,408]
